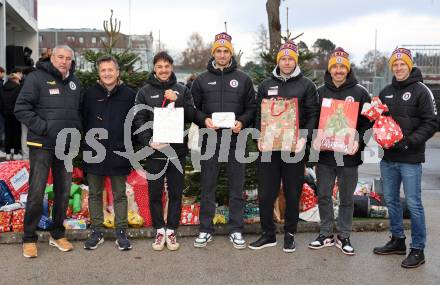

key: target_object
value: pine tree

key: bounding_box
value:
[75,10,148,90]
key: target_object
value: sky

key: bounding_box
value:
[37,0,440,64]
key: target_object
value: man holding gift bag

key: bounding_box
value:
[308,48,372,255]
[134,51,195,251]
[373,47,438,268]
[249,40,319,252]
[192,32,256,249]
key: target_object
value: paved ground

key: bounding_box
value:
[0,135,438,284]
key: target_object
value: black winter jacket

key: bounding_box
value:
[256,66,320,144]
[316,70,372,167]
[379,67,438,163]
[133,72,195,159]
[2,80,22,115]
[82,82,136,176]
[14,61,82,149]
[191,58,256,148]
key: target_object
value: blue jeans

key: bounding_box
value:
[380,160,426,249]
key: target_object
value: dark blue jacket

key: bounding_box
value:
[82,82,136,176]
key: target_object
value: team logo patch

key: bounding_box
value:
[396,53,402,59]
[284,50,290,55]
[220,39,225,45]
[230,79,238,88]
[336,57,343,63]
[345,96,355,102]
[69,81,77,90]
[402,92,411,101]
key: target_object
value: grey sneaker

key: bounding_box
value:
[194,232,213,248]
[229,232,246,249]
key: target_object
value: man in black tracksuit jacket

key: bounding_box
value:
[373,48,438,269]
[15,45,82,257]
[308,48,372,255]
[133,52,195,251]
[249,40,320,252]
[192,33,256,249]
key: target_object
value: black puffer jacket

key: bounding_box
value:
[14,61,82,149]
[317,70,372,167]
[379,67,438,163]
[133,72,195,159]
[256,66,320,144]
[2,80,22,115]
[191,57,256,137]
[82,82,135,176]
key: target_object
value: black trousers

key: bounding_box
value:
[23,148,72,243]
[4,114,21,154]
[199,149,245,234]
[145,156,185,230]
[257,151,305,236]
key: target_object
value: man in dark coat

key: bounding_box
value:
[15,45,82,258]
[308,48,372,255]
[82,55,135,251]
[191,32,256,249]
[373,48,439,269]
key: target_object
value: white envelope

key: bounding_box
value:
[153,107,184,143]
[212,112,236,128]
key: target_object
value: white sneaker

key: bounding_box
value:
[229,232,246,249]
[152,232,165,251]
[166,232,180,251]
[0,151,6,158]
[194,232,213,248]
[5,154,11,160]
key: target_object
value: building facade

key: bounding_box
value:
[0,0,38,71]
[39,28,154,71]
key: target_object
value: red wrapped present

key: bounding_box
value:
[180,204,200,225]
[373,115,404,149]
[0,161,30,200]
[361,97,403,149]
[361,97,388,121]
[300,183,318,212]
[127,170,165,227]
[11,209,25,232]
[0,211,12,225]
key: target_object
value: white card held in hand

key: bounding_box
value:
[153,107,184,143]
[212,112,236,128]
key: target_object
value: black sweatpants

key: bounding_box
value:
[4,114,21,154]
[145,156,185,230]
[257,151,305,236]
[23,148,72,243]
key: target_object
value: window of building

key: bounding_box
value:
[66,36,76,42]
[79,37,84,44]
[91,37,97,44]
[100,36,107,43]
[39,35,43,43]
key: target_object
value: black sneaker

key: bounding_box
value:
[373,236,406,255]
[336,235,355,255]
[84,230,104,250]
[283,232,296,253]
[248,233,277,250]
[401,249,425,269]
[115,229,132,251]
[308,234,335,249]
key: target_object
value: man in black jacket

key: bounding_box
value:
[82,55,135,251]
[373,48,438,268]
[248,40,319,252]
[307,48,372,255]
[133,51,195,251]
[15,45,82,258]
[192,32,256,249]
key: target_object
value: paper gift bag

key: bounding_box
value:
[317,98,359,153]
[153,107,184,144]
[260,98,299,152]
